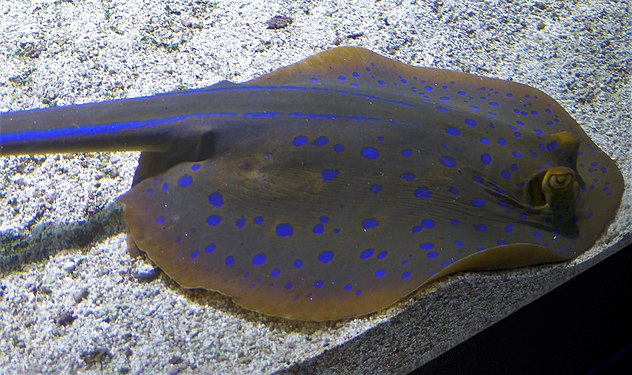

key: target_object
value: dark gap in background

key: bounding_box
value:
[411,240,632,375]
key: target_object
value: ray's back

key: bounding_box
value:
[0,47,624,320]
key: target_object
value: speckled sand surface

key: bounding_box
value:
[0,0,630,373]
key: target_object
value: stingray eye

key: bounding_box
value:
[536,166,577,208]
[548,172,574,190]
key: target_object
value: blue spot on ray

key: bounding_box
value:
[293,135,308,146]
[235,217,246,229]
[322,169,340,181]
[252,253,267,266]
[474,224,488,232]
[276,224,294,237]
[415,187,432,199]
[178,174,193,188]
[312,224,325,234]
[312,136,329,146]
[471,198,486,207]
[421,219,435,229]
[360,248,375,259]
[209,192,224,207]
[481,153,492,165]
[370,184,383,194]
[207,215,222,226]
[362,218,380,230]
[420,243,435,250]
[318,251,335,264]
[361,147,380,160]
[445,127,461,136]
[440,155,456,167]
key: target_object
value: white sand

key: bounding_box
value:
[1,0,630,373]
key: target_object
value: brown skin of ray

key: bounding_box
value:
[1,47,624,320]
[125,188,568,320]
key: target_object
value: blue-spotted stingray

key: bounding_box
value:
[0,47,624,320]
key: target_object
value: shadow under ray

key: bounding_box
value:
[0,202,125,275]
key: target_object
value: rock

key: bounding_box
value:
[62,261,76,272]
[73,287,90,303]
[54,309,77,326]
